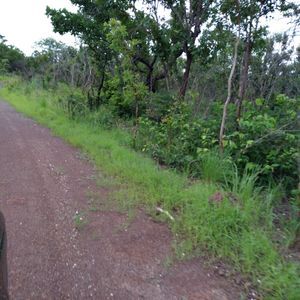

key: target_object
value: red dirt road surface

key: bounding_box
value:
[0,101,242,299]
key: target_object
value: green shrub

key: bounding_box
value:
[136,96,299,191]
[198,150,232,183]
[86,105,116,129]
[58,92,88,119]
[226,95,299,190]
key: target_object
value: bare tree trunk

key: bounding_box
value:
[70,63,75,86]
[132,99,139,149]
[219,30,240,151]
[179,50,193,99]
[236,21,253,120]
[95,71,105,109]
[163,63,170,92]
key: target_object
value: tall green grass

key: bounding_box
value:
[0,76,299,299]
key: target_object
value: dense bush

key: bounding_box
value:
[60,93,88,119]
[135,95,299,191]
[136,102,220,175]
[226,95,299,190]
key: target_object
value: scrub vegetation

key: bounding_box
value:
[0,0,299,298]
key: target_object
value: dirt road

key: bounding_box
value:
[0,101,242,299]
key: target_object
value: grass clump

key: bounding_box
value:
[0,76,299,299]
[73,211,87,231]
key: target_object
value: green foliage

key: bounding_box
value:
[136,102,219,175]
[58,92,88,119]
[199,150,232,183]
[0,77,299,299]
[104,19,149,117]
[0,35,25,73]
[85,105,116,129]
[73,211,87,230]
[136,95,299,191]
[225,95,299,189]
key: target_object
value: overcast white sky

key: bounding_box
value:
[0,0,299,56]
[0,0,78,55]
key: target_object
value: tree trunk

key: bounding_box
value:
[70,64,75,86]
[146,68,155,92]
[236,34,252,120]
[219,32,240,151]
[179,50,193,99]
[95,71,105,109]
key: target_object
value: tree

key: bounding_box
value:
[46,0,133,108]
[155,0,215,98]
[0,34,25,73]
[46,0,219,100]
[249,33,299,100]
[233,0,290,120]
[219,0,241,151]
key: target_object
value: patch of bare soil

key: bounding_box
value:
[0,101,244,299]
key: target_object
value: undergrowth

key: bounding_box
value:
[0,76,299,299]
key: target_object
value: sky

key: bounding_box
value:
[0,0,78,55]
[0,0,299,56]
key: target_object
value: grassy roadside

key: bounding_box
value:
[0,76,299,299]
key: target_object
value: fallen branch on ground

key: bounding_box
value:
[156,207,175,221]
